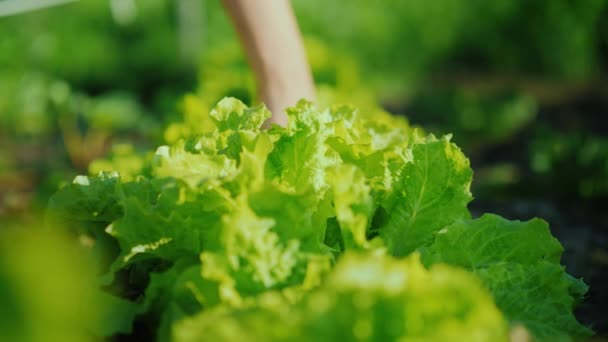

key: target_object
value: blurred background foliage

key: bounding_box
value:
[0,0,607,337]
[0,227,105,342]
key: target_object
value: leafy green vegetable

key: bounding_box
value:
[47,98,589,341]
[422,214,592,340]
[173,251,509,342]
[379,135,473,256]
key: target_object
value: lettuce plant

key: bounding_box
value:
[48,98,590,341]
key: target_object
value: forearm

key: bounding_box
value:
[222,0,315,126]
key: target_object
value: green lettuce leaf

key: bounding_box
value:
[379,135,473,256]
[327,164,374,249]
[422,214,592,340]
[200,195,307,305]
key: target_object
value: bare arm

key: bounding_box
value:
[222,0,315,127]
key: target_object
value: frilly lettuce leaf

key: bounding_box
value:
[200,195,310,305]
[327,164,374,249]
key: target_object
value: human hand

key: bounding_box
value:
[223,0,315,128]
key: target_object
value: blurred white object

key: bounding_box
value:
[109,0,137,26]
[0,0,77,16]
[177,0,204,66]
